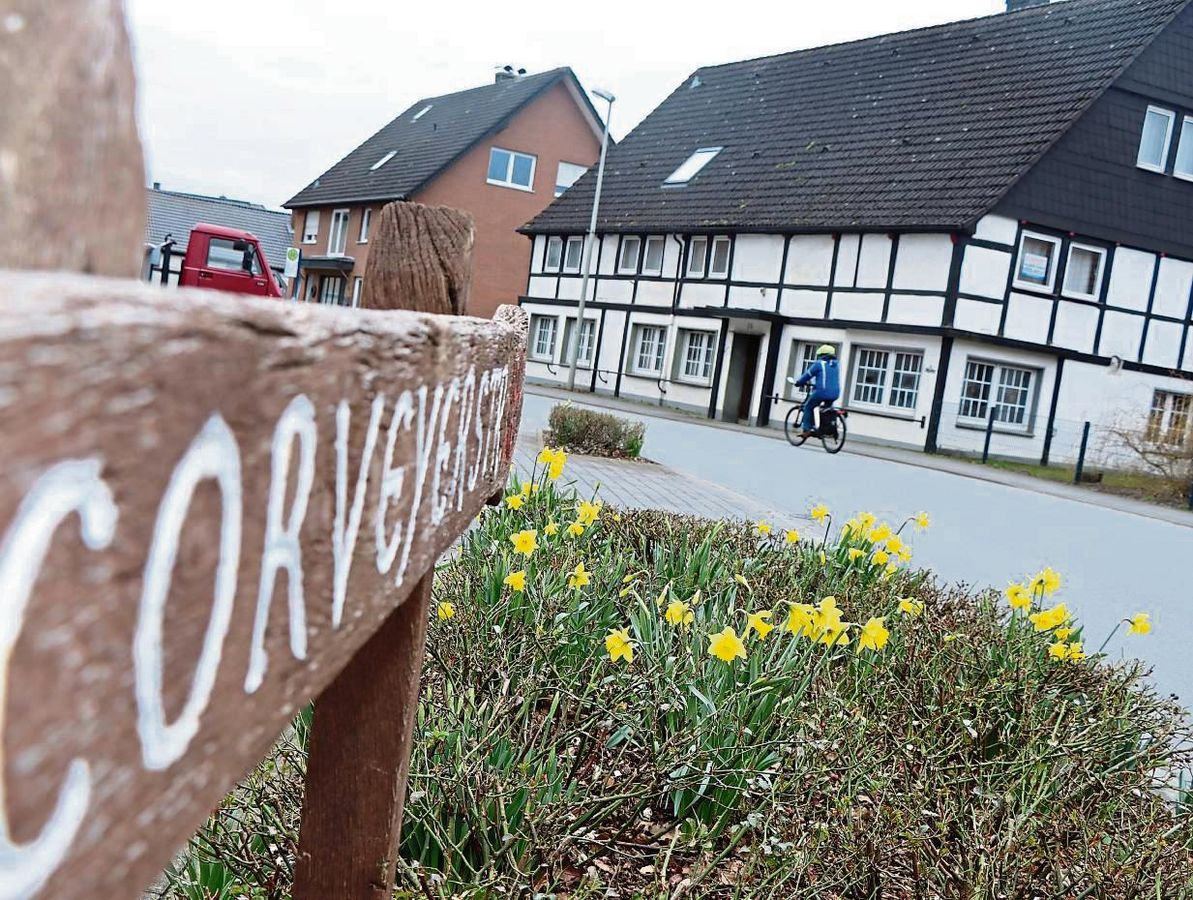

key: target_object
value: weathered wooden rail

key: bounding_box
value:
[0,2,527,897]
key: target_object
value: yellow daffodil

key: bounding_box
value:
[872,549,891,567]
[622,571,642,584]
[568,561,591,589]
[898,598,924,617]
[810,503,830,523]
[913,511,930,530]
[818,549,828,567]
[519,482,539,498]
[885,534,906,556]
[708,626,748,663]
[1005,583,1032,610]
[812,597,848,645]
[1127,613,1152,635]
[786,602,816,637]
[576,499,602,526]
[505,493,525,510]
[544,521,559,536]
[567,521,585,538]
[819,624,851,647]
[605,627,634,664]
[536,447,557,465]
[734,574,752,592]
[881,562,898,581]
[847,548,865,561]
[611,512,622,522]
[896,546,912,563]
[857,512,877,531]
[841,519,858,538]
[746,610,775,640]
[1029,602,1069,633]
[538,447,568,481]
[1029,567,1062,597]
[437,601,455,620]
[1053,626,1074,641]
[654,583,671,607]
[1065,641,1086,661]
[856,616,889,653]
[1047,641,1069,661]
[664,599,694,627]
[755,520,772,536]
[510,529,538,557]
[503,570,527,592]
[867,523,893,544]
[784,529,800,545]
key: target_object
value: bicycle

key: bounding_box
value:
[783,382,848,454]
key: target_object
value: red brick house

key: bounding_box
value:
[284,67,604,318]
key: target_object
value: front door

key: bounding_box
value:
[722,333,762,424]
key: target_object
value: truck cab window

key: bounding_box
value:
[207,238,254,273]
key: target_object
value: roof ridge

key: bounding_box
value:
[146,186,285,213]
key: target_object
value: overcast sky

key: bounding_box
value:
[125,0,1006,210]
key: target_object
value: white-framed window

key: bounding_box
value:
[544,236,563,272]
[302,210,320,244]
[958,360,1037,430]
[319,276,346,306]
[1062,243,1107,301]
[642,236,666,275]
[561,317,596,367]
[487,147,536,191]
[371,150,396,171]
[677,329,716,383]
[1138,106,1176,173]
[687,237,709,277]
[1013,231,1062,292]
[786,341,842,400]
[351,276,363,308]
[563,236,584,273]
[358,208,372,243]
[708,237,731,279]
[555,161,587,197]
[1174,116,1193,182]
[1147,390,1191,445]
[663,147,722,186]
[618,237,642,274]
[849,348,923,410]
[631,324,667,375]
[328,209,350,256]
[529,315,558,361]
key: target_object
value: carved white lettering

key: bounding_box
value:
[375,392,414,575]
[332,395,384,628]
[430,376,460,526]
[394,383,443,587]
[452,368,476,512]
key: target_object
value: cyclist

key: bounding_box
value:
[792,345,840,436]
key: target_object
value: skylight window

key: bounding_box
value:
[371,150,397,171]
[412,104,433,122]
[664,147,722,186]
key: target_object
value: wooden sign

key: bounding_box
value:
[0,267,526,897]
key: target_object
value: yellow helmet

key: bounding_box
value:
[817,344,837,357]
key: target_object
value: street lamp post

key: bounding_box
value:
[566,87,615,391]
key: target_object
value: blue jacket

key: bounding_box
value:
[796,358,840,399]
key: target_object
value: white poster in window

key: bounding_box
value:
[1020,253,1049,282]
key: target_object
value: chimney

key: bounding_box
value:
[152,181,161,190]
[494,64,527,83]
[1006,0,1049,10]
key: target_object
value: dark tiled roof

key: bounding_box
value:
[526,0,1190,234]
[145,187,293,269]
[286,69,589,208]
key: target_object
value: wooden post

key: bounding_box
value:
[292,201,474,899]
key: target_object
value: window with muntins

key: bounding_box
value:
[1062,244,1106,300]
[850,348,922,410]
[679,330,716,383]
[563,237,584,273]
[329,209,349,256]
[1014,232,1062,292]
[786,342,842,400]
[1147,390,1191,445]
[959,360,1036,429]
[687,237,708,277]
[530,316,558,361]
[633,326,667,374]
[544,236,563,272]
[1138,106,1176,173]
[709,237,731,278]
[488,147,536,190]
[1175,116,1193,181]
[618,237,642,274]
[302,210,319,244]
[642,236,665,275]
[852,349,889,406]
[562,318,596,366]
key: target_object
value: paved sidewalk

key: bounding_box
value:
[513,436,805,530]
[526,385,1193,529]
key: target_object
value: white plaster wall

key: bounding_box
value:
[1098,311,1144,361]
[596,309,628,378]
[785,235,835,285]
[831,292,884,322]
[1186,328,1193,371]
[1051,301,1098,354]
[893,234,952,293]
[732,235,785,284]
[678,282,725,309]
[960,245,1011,299]
[597,235,620,276]
[835,235,861,286]
[954,298,1002,335]
[856,235,893,289]
[531,235,546,273]
[634,279,672,307]
[887,294,945,327]
[1143,320,1183,369]
[1152,258,1193,319]
[660,236,682,279]
[780,289,828,319]
[1106,248,1156,312]
[728,284,778,311]
[593,278,633,304]
[528,275,556,298]
[1003,292,1052,343]
[973,214,1018,246]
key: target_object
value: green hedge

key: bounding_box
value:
[546,402,645,458]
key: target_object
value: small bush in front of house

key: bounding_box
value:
[546,402,646,459]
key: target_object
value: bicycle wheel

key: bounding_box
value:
[784,405,809,446]
[821,412,847,454]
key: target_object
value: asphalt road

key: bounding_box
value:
[522,392,1193,706]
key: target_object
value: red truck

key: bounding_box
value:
[147,223,286,298]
